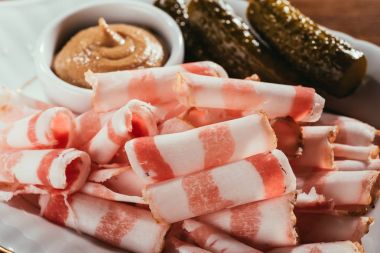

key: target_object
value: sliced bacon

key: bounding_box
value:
[144,149,296,223]
[181,107,243,128]
[81,165,146,203]
[295,188,334,212]
[0,107,75,151]
[87,61,228,112]
[174,73,324,122]
[165,237,212,253]
[152,100,189,123]
[291,126,337,170]
[271,117,303,158]
[73,110,113,148]
[297,170,380,212]
[333,144,379,161]
[198,193,297,250]
[0,149,90,199]
[317,112,376,146]
[182,219,262,253]
[0,86,52,125]
[334,159,380,171]
[80,182,145,204]
[126,113,276,182]
[268,241,364,253]
[84,100,158,164]
[296,213,373,243]
[159,117,195,135]
[39,193,170,253]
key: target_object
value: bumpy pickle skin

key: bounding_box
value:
[154,0,210,61]
[187,0,298,81]
[247,0,367,97]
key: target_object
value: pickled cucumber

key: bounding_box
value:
[247,0,367,97]
[154,0,209,61]
[187,0,298,81]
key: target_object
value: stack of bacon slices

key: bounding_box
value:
[0,61,378,253]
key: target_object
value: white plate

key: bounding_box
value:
[0,0,379,252]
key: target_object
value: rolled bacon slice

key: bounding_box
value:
[73,110,113,148]
[144,149,296,223]
[297,170,380,212]
[333,143,379,161]
[40,193,169,253]
[84,100,158,164]
[291,126,337,170]
[182,219,262,253]
[334,159,380,171]
[174,72,325,122]
[271,117,303,158]
[268,241,364,253]
[0,107,75,151]
[126,113,276,182]
[87,61,228,112]
[198,193,297,250]
[0,86,52,125]
[81,165,146,204]
[296,213,373,243]
[182,110,303,158]
[165,237,212,253]
[0,149,90,200]
[317,112,377,146]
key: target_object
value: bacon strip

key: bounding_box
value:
[126,114,276,182]
[268,241,364,253]
[159,117,195,135]
[295,188,334,212]
[73,110,113,148]
[297,170,380,212]
[296,213,373,243]
[333,144,379,161]
[80,165,146,203]
[182,219,262,253]
[271,117,303,158]
[174,73,324,122]
[39,193,169,253]
[165,237,212,253]
[0,149,90,200]
[291,126,337,170]
[144,149,296,223]
[84,100,158,164]
[0,107,75,151]
[87,61,228,112]
[334,159,380,171]
[0,86,52,125]
[317,112,376,146]
[181,107,243,127]
[198,193,297,250]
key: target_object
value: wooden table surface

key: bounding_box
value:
[291,0,380,46]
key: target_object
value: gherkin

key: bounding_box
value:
[154,0,209,61]
[247,0,367,97]
[187,0,298,81]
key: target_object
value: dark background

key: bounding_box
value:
[291,0,380,45]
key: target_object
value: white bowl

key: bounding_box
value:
[34,0,184,113]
